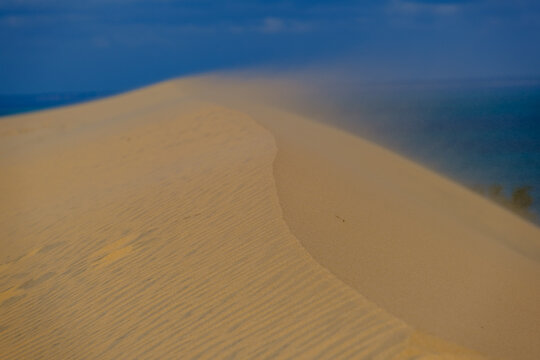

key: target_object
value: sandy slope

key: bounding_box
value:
[179,75,540,360]
[0,75,537,359]
[0,81,412,359]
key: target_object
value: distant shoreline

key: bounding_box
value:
[0,91,116,118]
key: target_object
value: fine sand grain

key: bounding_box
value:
[179,75,540,360]
[0,75,538,359]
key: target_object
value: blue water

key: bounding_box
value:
[319,80,540,220]
[0,92,114,118]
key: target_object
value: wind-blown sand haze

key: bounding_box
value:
[0,75,539,359]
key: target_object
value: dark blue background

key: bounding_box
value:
[1,0,539,93]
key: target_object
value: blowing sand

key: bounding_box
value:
[0,75,538,359]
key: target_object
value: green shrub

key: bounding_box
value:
[511,186,533,210]
[472,183,535,221]
[487,184,504,201]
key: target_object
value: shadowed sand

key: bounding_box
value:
[0,75,538,359]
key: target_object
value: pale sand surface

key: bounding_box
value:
[177,75,540,359]
[0,75,537,359]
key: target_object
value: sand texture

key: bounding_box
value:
[0,76,538,359]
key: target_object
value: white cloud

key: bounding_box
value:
[0,13,66,28]
[258,17,313,34]
[390,0,462,16]
[0,15,24,27]
[259,17,285,33]
[91,36,110,48]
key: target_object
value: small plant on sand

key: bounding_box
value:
[473,183,536,221]
[511,186,533,211]
[487,184,504,202]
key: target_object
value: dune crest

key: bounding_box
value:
[2,75,535,359]
[0,79,449,359]
[176,75,540,360]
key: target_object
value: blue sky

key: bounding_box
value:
[0,0,539,93]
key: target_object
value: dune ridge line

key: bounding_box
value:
[173,74,540,360]
[0,77,477,359]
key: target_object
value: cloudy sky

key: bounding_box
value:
[1,0,539,93]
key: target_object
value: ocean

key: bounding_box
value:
[0,92,114,118]
[312,79,540,220]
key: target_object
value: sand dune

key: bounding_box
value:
[179,75,540,360]
[0,76,538,359]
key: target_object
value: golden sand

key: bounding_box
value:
[0,76,538,359]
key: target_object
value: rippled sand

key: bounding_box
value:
[0,76,538,359]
